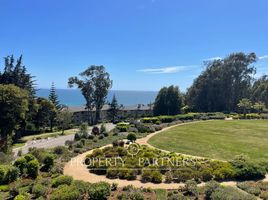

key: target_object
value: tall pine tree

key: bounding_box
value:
[108,95,120,122]
[48,82,61,132]
[49,82,61,110]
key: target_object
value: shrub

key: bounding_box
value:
[246,187,261,196]
[237,182,261,196]
[98,134,104,140]
[128,190,144,200]
[0,166,5,184]
[211,186,256,200]
[205,181,220,200]
[111,183,118,191]
[8,179,34,198]
[74,133,81,141]
[5,166,20,183]
[257,181,268,190]
[158,116,175,123]
[116,122,129,132]
[50,185,80,200]
[184,180,199,198]
[88,134,94,140]
[151,171,162,183]
[127,133,137,142]
[27,159,39,179]
[42,154,54,171]
[172,168,193,183]
[0,165,19,184]
[14,193,31,200]
[24,154,36,162]
[92,126,100,135]
[71,180,91,196]
[231,156,266,180]
[100,123,108,135]
[211,161,235,181]
[142,117,159,124]
[14,157,27,174]
[135,123,155,133]
[53,146,68,155]
[141,170,152,182]
[32,183,48,198]
[52,175,73,187]
[165,171,173,183]
[167,192,187,200]
[261,191,268,200]
[175,113,195,121]
[201,169,213,182]
[0,184,9,192]
[88,182,111,200]
[106,168,119,179]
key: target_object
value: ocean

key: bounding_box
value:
[37,89,158,106]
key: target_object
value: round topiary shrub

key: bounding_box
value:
[127,133,137,142]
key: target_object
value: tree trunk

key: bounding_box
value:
[95,108,100,124]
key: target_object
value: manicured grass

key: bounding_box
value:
[148,120,268,162]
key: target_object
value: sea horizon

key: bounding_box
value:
[37,89,158,107]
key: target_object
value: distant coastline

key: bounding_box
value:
[37,89,157,106]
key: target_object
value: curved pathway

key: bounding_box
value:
[13,123,115,155]
[64,121,268,189]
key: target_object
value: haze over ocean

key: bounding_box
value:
[37,89,157,107]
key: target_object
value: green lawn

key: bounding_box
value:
[148,120,268,162]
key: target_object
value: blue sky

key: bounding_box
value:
[0,0,268,92]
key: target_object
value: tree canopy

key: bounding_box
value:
[0,55,36,96]
[153,85,183,116]
[251,75,268,107]
[186,52,257,112]
[0,84,29,152]
[68,65,112,124]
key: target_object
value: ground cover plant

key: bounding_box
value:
[148,120,268,162]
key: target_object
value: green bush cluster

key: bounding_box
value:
[230,113,268,119]
[230,155,266,180]
[141,170,162,183]
[141,112,226,125]
[0,165,19,184]
[14,154,39,179]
